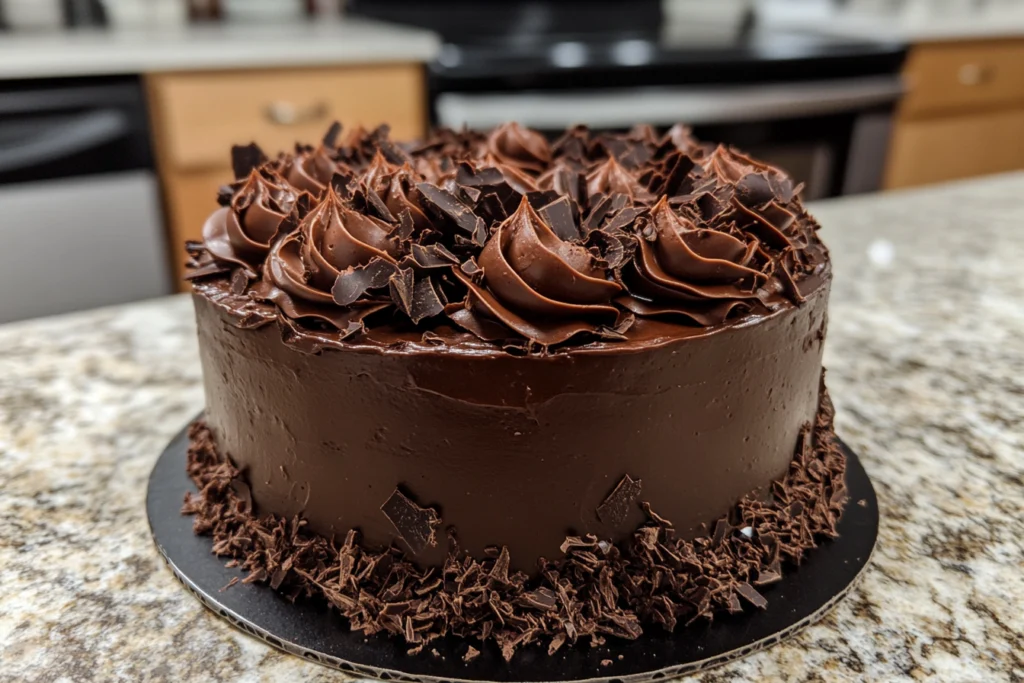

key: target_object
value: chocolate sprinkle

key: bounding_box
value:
[380,488,442,555]
[183,375,846,661]
[597,474,643,526]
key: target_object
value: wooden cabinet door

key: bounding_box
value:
[901,41,1024,119]
[149,65,426,170]
[148,64,428,287]
[884,109,1024,189]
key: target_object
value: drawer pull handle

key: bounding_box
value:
[264,101,330,126]
[958,63,993,87]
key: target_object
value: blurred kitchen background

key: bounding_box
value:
[1,0,1022,323]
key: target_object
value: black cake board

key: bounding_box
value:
[147,420,878,683]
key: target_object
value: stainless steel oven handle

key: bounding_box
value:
[436,76,905,129]
[0,109,128,174]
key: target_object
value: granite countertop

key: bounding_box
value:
[1,174,1022,682]
[0,19,440,80]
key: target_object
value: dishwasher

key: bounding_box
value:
[0,76,171,324]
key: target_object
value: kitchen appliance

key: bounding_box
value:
[0,76,171,323]
[2,0,64,30]
[349,0,907,199]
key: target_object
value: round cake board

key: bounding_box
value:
[147,419,878,683]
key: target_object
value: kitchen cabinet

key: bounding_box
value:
[146,64,427,287]
[885,39,1024,189]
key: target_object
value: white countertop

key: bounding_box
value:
[0,18,441,80]
[765,7,1024,43]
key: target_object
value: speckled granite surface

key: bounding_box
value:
[1,174,1022,682]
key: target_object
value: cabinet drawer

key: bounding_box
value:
[901,42,1024,118]
[148,65,425,170]
[885,109,1024,189]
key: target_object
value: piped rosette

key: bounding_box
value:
[618,197,766,326]
[192,170,297,280]
[187,121,831,351]
[260,188,399,336]
[450,196,628,346]
[485,121,552,174]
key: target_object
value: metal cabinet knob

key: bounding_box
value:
[264,101,330,126]
[958,63,992,87]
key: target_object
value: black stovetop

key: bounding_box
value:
[349,0,906,91]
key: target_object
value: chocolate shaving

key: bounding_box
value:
[231,143,267,180]
[416,183,487,246]
[332,259,399,306]
[379,488,442,555]
[409,277,445,324]
[597,475,642,526]
[322,121,343,148]
[409,243,459,270]
[734,582,768,610]
[538,196,580,241]
[388,267,416,315]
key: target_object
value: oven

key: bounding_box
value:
[0,76,170,323]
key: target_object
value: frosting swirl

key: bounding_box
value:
[201,170,296,273]
[618,197,763,325]
[264,188,398,331]
[451,197,624,346]
[486,122,552,173]
[187,122,830,351]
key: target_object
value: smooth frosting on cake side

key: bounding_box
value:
[193,277,828,571]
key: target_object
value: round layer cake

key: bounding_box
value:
[184,122,844,659]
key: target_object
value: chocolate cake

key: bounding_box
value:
[182,122,846,661]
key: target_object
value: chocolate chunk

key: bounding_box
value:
[409,277,445,324]
[488,546,511,585]
[735,581,768,609]
[641,501,674,527]
[388,267,416,314]
[735,172,774,207]
[409,243,459,270]
[603,207,643,233]
[657,152,696,197]
[475,192,509,224]
[416,183,487,246]
[456,163,504,187]
[364,186,395,223]
[380,488,441,555]
[754,569,782,586]
[370,124,412,165]
[538,196,580,241]
[518,587,557,612]
[597,474,642,526]
[231,143,266,180]
[322,121,343,148]
[332,258,398,306]
[395,209,416,240]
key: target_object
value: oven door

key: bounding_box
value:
[435,76,903,199]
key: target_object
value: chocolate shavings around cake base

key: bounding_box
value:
[181,380,846,662]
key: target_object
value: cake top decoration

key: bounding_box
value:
[188,122,829,352]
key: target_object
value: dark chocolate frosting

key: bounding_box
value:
[186,123,830,351]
